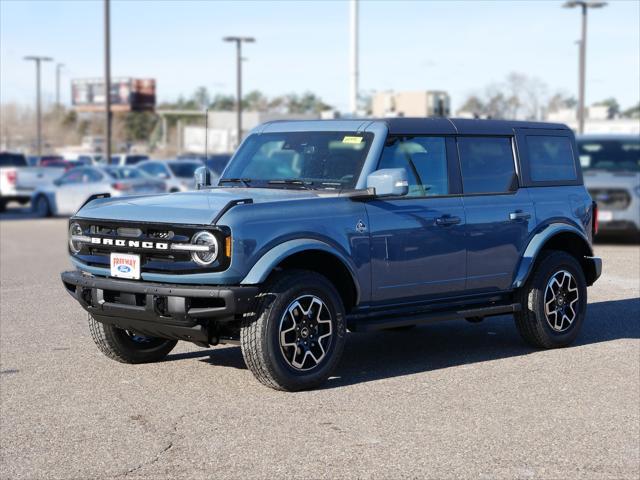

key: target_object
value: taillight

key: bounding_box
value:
[112,182,131,191]
[592,201,599,236]
[4,170,17,185]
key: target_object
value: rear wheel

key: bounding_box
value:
[240,270,346,391]
[33,194,51,217]
[514,250,587,349]
[88,314,177,363]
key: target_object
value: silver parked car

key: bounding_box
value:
[578,134,640,238]
[138,160,216,192]
[32,166,166,217]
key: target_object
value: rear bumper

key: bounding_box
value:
[598,220,639,234]
[61,270,259,343]
[1,194,30,202]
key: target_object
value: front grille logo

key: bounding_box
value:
[90,237,169,250]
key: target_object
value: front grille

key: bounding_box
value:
[588,188,631,210]
[71,218,230,274]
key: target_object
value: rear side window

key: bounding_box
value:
[457,137,516,194]
[526,135,576,182]
[0,153,27,167]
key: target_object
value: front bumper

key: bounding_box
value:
[61,270,259,343]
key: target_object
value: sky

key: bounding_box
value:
[1,0,639,113]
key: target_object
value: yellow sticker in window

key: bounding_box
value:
[342,136,363,144]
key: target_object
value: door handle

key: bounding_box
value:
[435,215,461,226]
[509,211,531,221]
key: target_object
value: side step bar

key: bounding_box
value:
[349,303,521,333]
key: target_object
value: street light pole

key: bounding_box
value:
[563,1,607,134]
[223,36,255,147]
[349,0,359,116]
[23,55,53,159]
[104,0,112,162]
[55,63,65,107]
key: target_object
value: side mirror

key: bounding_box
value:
[366,168,408,197]
[194,166,211,190]
[53,179,62,187]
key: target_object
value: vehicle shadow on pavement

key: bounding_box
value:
[163,298,639,386]
[0,207,40,221]
[321,297,640,389]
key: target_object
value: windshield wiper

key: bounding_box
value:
[267,179,313,190]
[219,177,252,187]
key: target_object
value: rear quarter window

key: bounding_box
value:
[526,135,576,182]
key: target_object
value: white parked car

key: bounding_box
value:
[62,152,105,165]
[32,166,166,217]
[138,160,215,192]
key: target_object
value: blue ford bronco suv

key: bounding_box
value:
[61,118,602,391]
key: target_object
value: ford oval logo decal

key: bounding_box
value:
[117,265,131,273]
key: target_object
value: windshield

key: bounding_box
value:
[577,138,640,172]
[168,162,201,178]
[222,131,374,189]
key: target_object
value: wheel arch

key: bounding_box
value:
[241,239,360,313]
[513,223,598,289]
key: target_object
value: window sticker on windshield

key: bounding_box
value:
[342,136,363,144]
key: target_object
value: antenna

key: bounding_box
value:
[204,108,209,160]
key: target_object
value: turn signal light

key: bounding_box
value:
[225,236,232,258]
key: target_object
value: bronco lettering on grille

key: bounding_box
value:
[90,237,169,250]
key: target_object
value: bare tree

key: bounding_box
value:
[458,72,549,120]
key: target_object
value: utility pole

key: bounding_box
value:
[23,55,53,159]
[223,36,255,147]
[563,1,607,134]
[349,0,359,116]
[55,63,65,107]
[104,0,112,161]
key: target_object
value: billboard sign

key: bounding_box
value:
[72,78,156,112]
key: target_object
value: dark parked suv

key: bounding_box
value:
[61,118,601,391]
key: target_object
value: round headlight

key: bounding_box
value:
[191,231,218,266]
[69,223,83,254]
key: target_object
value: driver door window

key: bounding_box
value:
[378,137,449,196]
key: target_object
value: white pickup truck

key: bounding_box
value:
[0,152,65,211]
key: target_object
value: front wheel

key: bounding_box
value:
[514,250,587,349]
[240,270,346,391]
[88,314,177,363]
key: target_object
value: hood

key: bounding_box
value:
[75,187,332,225]
[583,170,640,189]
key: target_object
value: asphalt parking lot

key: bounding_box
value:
[1,215,638,479]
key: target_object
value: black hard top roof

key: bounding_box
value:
[382,117,570,135]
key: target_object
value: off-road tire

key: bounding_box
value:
[514,250,587,349]
[88,314,177,363]
[240,270,347,391]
